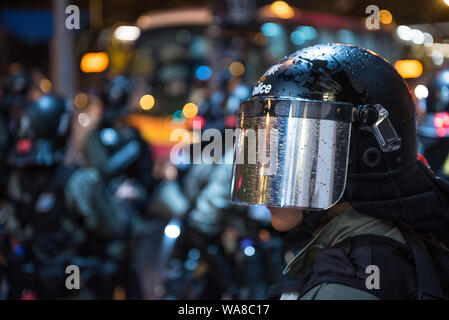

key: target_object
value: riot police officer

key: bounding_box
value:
[1,94,149,299]
[84,75,155,212]
[0,69,32,195]
[231,44,449,300]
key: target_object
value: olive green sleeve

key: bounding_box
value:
[300,283,380,300]
[84,130,110,174]
[64,168,127,239]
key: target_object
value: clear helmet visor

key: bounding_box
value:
[231,97,353,210]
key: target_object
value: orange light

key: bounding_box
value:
[113,286,126,300]
[270,1,295,19]
[140,94,155,110]
[229,61,245,77]
[379,10,393,24]
[259,229,271,242]
[74,93,88,109]
[80,52,109,73]
[394,60,423,78]
[39,78,52,93]
[126,114,190,146]
[254,33,268,46]
[182,102,198,118]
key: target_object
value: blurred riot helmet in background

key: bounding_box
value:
[101,75,134,126]
[7,94,70,167]
[1,69,32,134]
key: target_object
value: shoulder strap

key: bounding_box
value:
[299,234,420,300]
[269,233,448,300]
[403,231,446,300]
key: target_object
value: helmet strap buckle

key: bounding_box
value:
[357,104,402,153]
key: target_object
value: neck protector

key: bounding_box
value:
[345,160,449,246]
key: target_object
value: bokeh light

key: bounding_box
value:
[114,25,141,41]
[394,60,423,78]
[290,30,305,45]
[80,52,109,73]
[77,112,91,127]
[164,224,180,239]
[254,33,267,46]
[411,29,424,44]
[270,1,295,19]
[140,94,155,110]
[261,23,282,37]
[397,25,413,41]
[414,85,429,99]
[379,10,393,24]
[423,33,434,47]
[244,246,255,257]
[190,115,205,129]
[195,65,212,81]
[39,78,52,93]
[229,61,245,77]
[182,102,198,118]
[74,93,88,109]
[172,110,184,122]
[298,26,317,40]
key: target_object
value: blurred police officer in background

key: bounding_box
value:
[162,75,285,300]
[83,75,156,213]
[0,93,150,299]
[0,69,32,196]
[231,43,449,300]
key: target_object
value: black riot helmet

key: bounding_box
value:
[101,75,134,126]
[22,94,69,140]
[105,75,133,109]
[231,43,418,211]
[7,94,70,167]
[1,70,32,118]
[5,70,31,97]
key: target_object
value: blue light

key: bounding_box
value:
[440,71,449,84]
[100,128,119,146]
[172,110,184,122]
[188,248,200,260]
[227,96,241,114]
[298,26,317,40]
[240,238,253,250]
[234,84,251,100]
[337,29,356,44]
[195,65,212,81]
[244,246,256,257]
[14,244,24,256]
[211,91,225,105]
[290,31,305,45]
[207,245,219,255]
[184,259,198,271]
[261,23,282,37]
